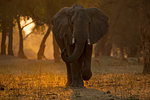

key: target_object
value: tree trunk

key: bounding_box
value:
[104,40,112,56]
[53,35,60,62]
[140,0,150,74]
[120,47,126,61]
[1,19,7,55]
[8,18,14,56]
[142,41,150,74]
[127,47,138,57]
[37,25,51,60]
[16,16,26,58]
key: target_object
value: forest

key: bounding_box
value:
[0,0,150,99]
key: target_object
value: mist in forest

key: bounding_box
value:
[0,0,150,99]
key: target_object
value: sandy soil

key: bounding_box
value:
[0,56,149,100]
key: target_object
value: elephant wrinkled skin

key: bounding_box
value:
[52,4,108,87]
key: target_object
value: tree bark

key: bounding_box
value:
[120,47,126,61]
[142,41,150,74]
[140,0,150,74]
[37,25,51,60]
[1,19,7,55]
[8,18,14,56]
[127,47,138,57]
[16,16,26,58]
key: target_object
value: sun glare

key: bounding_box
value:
[20,17,35,36]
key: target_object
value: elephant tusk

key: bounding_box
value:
[88,38,90,45]
[72,37,75,44]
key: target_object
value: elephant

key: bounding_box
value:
[52,4,108,87]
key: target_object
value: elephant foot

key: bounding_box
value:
[71,81,84,87]
[82,70,92,80]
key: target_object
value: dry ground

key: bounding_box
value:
[0,56,150,100]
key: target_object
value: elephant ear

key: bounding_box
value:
[86,8,109,44]
[52,7,72,39]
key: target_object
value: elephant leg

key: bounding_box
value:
[82,44,92,80]
[65,62,72,86]
[71,61,84,87]
[53,35,61,63]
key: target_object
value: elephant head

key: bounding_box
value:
[52,4,108,63]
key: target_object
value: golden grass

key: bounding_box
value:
[0,73,150,99]
[86,73,150,99]
[0,73,67,99]
[0,56,149,99]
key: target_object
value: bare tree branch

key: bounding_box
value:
[21,21,35,30]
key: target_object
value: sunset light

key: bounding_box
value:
[20,17,35,36]
[0,0,150,100]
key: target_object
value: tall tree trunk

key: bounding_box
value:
[140,0,150,74]
[1,19,7,55]
[120,47,126,60]
[127,47,138,57]
[104,40,112,56]
[37,25,51,60]
[16,16,26,58]
[142,40,150,74]
[8,18,14,56]
[53,35,60,62]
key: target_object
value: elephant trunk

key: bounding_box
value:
[61,41,85,63]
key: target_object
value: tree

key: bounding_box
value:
[8,17,14,56]
[16,15,27,58]
[0,18,7,55]
[14,0,37,58]
[140,0,150,74]
[0,0,15,56]
[37,25,51,59]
